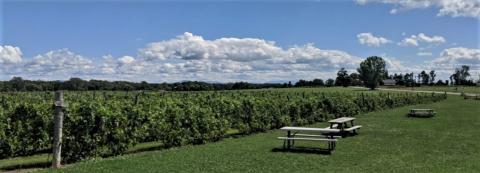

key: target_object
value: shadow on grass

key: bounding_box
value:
[271,147,332,155]
[0,161,50,171]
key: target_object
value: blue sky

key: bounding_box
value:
[0,0,479,82]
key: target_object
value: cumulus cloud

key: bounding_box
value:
[118,56,135,65]
[355,0,480,18]
[23,49,94,76]
[139,32,283,62]
[0,45,23,64]
[135,32,361,81]
[433,47,480,65]
[356,33,392,47]
[399,33,446,46]
[423,47,480,79]
[0,33,364,82]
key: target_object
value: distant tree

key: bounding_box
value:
[64,77,87,90]
[451,65,471,85]
[25,83,43,91]
[357,56,387,90]
[10,77,26,91]
[312,79,325,86]
[404,72,415,87]
[325,78,335,87]
[335,68,351,87]
[436,80,445,85]
[139,81,151,90]
[419,71,429,85]
[349,73,362,86]
[429,70,436,85]
[393,73,405,86]
[295,80,308,87]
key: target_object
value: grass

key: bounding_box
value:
[37,96,479,173]
[380,86,480,94]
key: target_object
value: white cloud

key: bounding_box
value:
[0,33,361,82]
[139,32,283,62]
[425,47,480,80]
[118,55,135,65]
[355,0,480,18]
[433,47,480,65]
[416,33,446,44]
[134,32,361,82]
[0,45,23,64]
[356,33,392,47]
[417,52,433,56]
[23,49,94,76]
[399,33,446,46]
[6,34,476,83]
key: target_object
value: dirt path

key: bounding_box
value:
[351,86,462,96]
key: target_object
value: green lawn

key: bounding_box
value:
[380,86,480,94]
[39,96,480,173]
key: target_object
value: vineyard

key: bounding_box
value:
[0,89,446,163]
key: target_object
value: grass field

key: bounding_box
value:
[35,96,479,173]
[380,86,480,94]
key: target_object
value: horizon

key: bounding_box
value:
[1,0,479,83]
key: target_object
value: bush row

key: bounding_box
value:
[0,90,446,162]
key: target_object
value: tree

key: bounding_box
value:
[404,73,415,87]
[325,78,335,87]
[349,73,362,86]
[429,70,436,85]
[312,79,324,86]
[451,65,471,85]
[419,71,429,85]
[335,68,351,87]
[436,80,445,85]
[393,73,405,86]
[64,78,87,90]
[10,77,26,91]
[139,81,151,90]
[357,56,387,90]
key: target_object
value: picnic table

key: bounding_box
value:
[327,117,362,136]
[408,109,436,117]
[278,127,340,150]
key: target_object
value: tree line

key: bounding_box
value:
[0,57,477,91]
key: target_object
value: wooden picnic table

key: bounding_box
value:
[409,109,436,117]
[279,127,340,150]
[328,117,362,136]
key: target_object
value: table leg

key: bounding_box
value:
[287,130,291,149]
[351,120,356,134]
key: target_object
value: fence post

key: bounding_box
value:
[52,91,65,168]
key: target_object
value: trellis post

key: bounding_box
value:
[52,91,66,168]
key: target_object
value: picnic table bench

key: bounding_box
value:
[408,109,436,117]
[278,127,340,150]
[327,117,362,136]
[464,93,480,100]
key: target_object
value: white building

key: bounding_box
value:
[382,79,396,86]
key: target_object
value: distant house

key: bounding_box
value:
[382,79,396,86]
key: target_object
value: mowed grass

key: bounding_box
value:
[380,86,480,94]
[41,96,480,173]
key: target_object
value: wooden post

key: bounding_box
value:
[52,91,65,168]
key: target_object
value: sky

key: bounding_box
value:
[0,0,479,83]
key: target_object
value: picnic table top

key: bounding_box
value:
[328,117,355,123]
[411,109,434,111]
[280,126,340,133]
